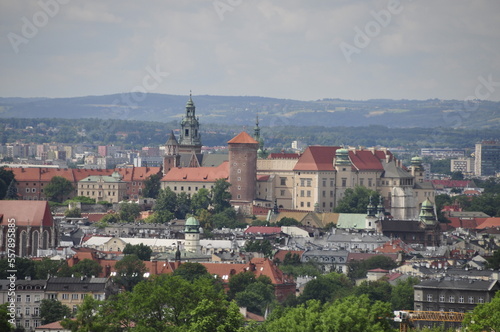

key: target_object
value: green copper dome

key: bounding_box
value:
[335,148,351,166]
[185,216,200,233]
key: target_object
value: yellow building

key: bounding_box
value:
[77,171,127,203]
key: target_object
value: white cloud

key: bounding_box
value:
[0,0,499,101]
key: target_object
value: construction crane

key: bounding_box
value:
[394,310,465,332]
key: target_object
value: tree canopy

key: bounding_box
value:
[44,176,74,203]
[334,186,380,214]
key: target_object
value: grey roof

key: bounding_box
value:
[448,211,491,218]
[0,279,46,290]
[46,277,108,292]
[414,181,435,190]
[415,279,499,291]
[201,153,228,167]
[380,219,424,232]
[382,161,413,179]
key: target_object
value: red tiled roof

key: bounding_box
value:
[446,217,488,229]
[161,161,228,182]
[0,201,53,227]
[257,175,271,181]
[35,320,67,330]
[293,146,339,171]
[244,226,282,234]
[274,250,304,263]
[228,132,258,144]
[349,150,385,171]
[431,180,476,188]
[476,217,500,229]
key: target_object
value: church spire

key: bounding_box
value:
[179,92,202,154]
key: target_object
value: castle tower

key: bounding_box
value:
[178,93,202,154]
[184,216,200,253]
[228,131,259,214]
[163,131,180,175]
[410,156,425,183]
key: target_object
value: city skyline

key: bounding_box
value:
[1,1,500,102]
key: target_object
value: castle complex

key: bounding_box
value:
[159,95,436,220]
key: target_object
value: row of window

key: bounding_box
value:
[25,188,43,193]
[15,306,40,316]
[16,294,42,302]
[424,294,484,304]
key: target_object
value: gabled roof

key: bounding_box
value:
[293,146,339,171]
[476,217,500,229]
[161,161,229,182]
[228,132,258,144]
[349,150,385,171]
[0,200,54,227]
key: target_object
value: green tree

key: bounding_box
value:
[354,280,392,303]
[175,191,191,219]
[211,178,232,213]
[228,271,257,300]
[244,240,273,258]
[463,291,500,332]
[347,255,398,280]
[61,296,101,332]
[450,171,464,180]
[122,243,152,261]
[275,217,301,227]
[64,208,81,218]
[0,257,36,280]
[40,299,72,324]
[173,262,211,282]
[235,279,275,316]
[35,258,68,279]
[113,254,147,292]
[333,186,380,213]
[144,210,174,224]
[128,274,241,330]
[0,303,14,332]
[71,259,102,278]
[0,167,15,200]
[154,186,177,213]
[283,252,301,266]
[487,249,500,269]
[391,276,420,311]
[44,176,74,203]
[99,213,120,224]
[119,202,141,223]
[263,295,393,332]
[191,188,211,213]
[63,196,96,204]
[299,272,353,304]
[142,173,162,198]
[212,207,246,229]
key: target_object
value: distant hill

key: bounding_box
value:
[0,94,499,129]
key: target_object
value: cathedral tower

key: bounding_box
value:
[178,93,202,154]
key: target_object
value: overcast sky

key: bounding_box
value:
[1,0,500,101]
